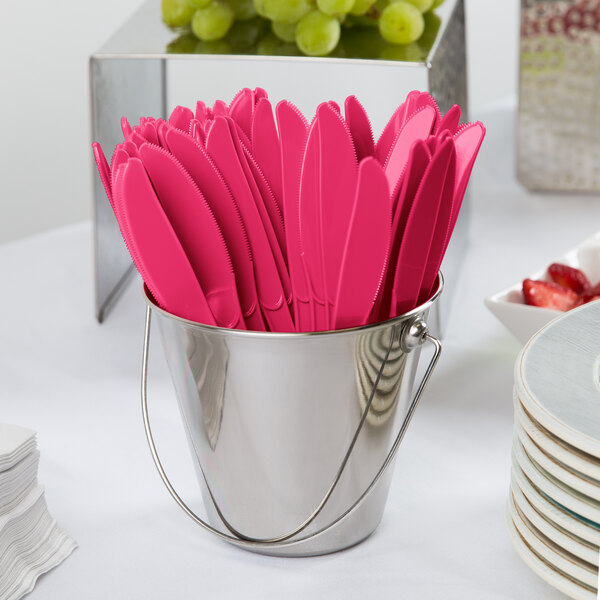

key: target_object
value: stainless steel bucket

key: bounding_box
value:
[141,277,443,557]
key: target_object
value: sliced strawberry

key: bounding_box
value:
[580,282,600,304]
[547,262,591,294]
[522,278,579,311]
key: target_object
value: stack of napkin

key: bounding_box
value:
[0,423,76,600]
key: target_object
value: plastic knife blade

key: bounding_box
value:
[206,116,294,332]
[373,140,430,324]
[344,95,375,161]
[138,142,246,330]
[276,100,312,332]
[384,104,437,201]
[317,103,359,324]
[375,90,420,164]
[113,157,215,324]
[164,126,265,331]
[225,117,292,305]
[418,141,456,305]
[333,157,391,330]
[92,142,112,207]
[299,112,329,331]
[168,105,194,132]
[436,104,461,135]
[391,138,454,317]
[252,97,284,218]
[228,87,254,141]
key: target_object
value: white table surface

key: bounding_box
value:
[2,102,600,599]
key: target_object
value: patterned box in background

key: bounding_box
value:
[518,0,600,192]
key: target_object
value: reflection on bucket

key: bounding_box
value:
[141,277,443,557]
[184,331,227,450]
[355,327,408,427]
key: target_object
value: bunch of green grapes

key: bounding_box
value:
[162,0,445,57]
[162,0,257,41]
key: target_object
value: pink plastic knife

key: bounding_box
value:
[317,103,359,325]
[333,157,391,330]
[298,112,329,331]
[436,104,461,135]
[92,142,112,207]
[372,140,430,324]
[384,104,437,201]
[138,142,246,330]
[344,95,375,161]
[163,126,265,331]
[418,141,456,305]
[168,105,194,132]
[450,121,486,233]
[390,138,454,317]
[375,90,420,164]
[276,100,312,332]
[252,97,283,217]
[112,157,216,325]
[228,87,254,141]
[206,116,294,332]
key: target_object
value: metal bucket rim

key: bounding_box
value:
[143,272,443,339]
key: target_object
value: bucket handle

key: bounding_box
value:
[141,306,441,550]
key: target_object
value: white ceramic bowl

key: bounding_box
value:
[484,232,600,344]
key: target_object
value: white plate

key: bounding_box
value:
[513,435,600,525]
[516,300,600,459]
[507,507,596,600]
[485,231,600,344]
[512,460,600,547]
[515,395,600,483]
[507,494,598,592]
[516,424,600,501]
[511,480,598,565]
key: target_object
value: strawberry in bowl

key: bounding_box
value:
[523,263,600,311]
[485,232,600,344]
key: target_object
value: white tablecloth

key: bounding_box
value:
[2,102,600,599]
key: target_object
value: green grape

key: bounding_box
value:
[229,0,257,20]
[296,10,341,56]
[227,18,264,52]
[187,0,211,8]
[256,30,279,53]
[162,0,196,27]
[253,0,267,17]
[262,0,314,24]
[431,0,445,7]
[272,20,298,42]
[316,0,354,17]
[346,12,380,26]
[191,1,235,41]
[340,25,385,58]
[391,0,433,12]
[257,31,301,55]
[349,0,376,15]
[194,38,233,53]
[379,2,424,44]
[380,40,423,60]
[167,32,199,53]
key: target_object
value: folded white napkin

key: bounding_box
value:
[0,424,36,473]
[0,486,76,599]
[0,424,76,600]
[0,451,39,515]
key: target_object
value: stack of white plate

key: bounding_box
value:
[509,301,600,600]
[0,423,76,600]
